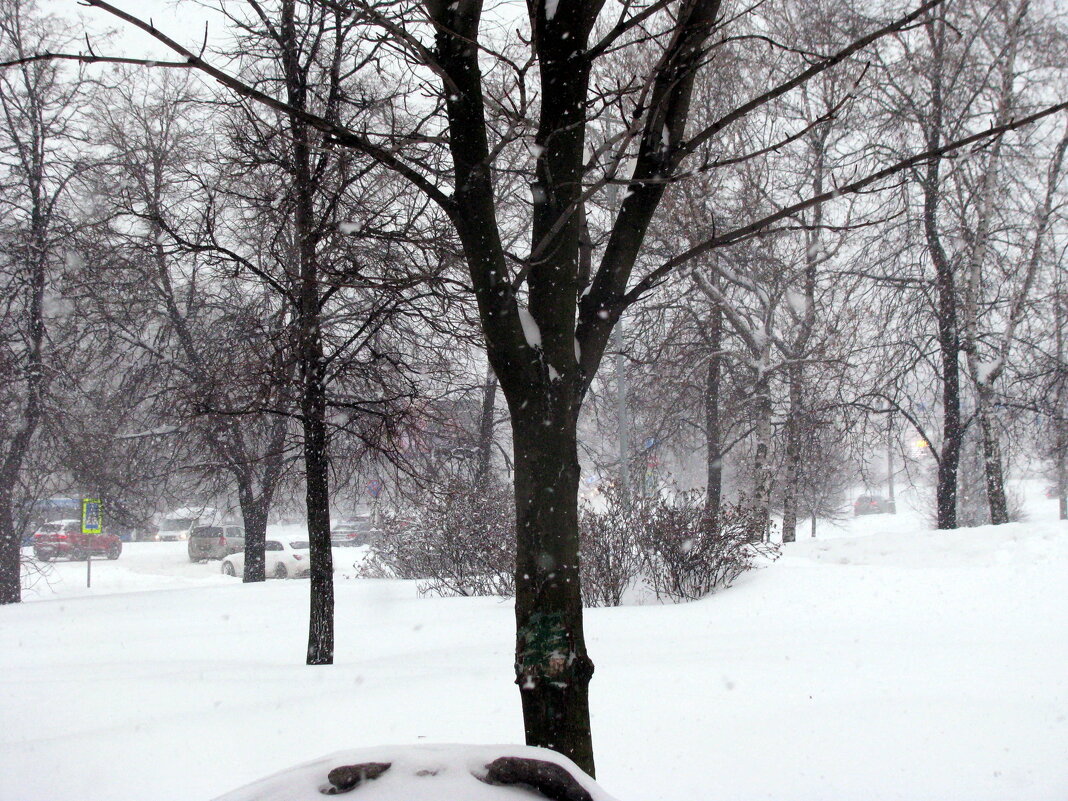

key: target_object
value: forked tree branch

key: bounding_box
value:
[625,101,1068,304]
[677,0,949,158]
[33,0,456,212]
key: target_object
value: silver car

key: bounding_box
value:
[187,524,245,561]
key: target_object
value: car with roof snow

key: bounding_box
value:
[157,506,219,541]
[220,536,310,579]
[31,519,122,561]
[188,524,245,562]
[853,494,894,515]
[330,514,376,547]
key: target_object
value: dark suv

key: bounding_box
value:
[188,524,245,561]
[854,495,894,515]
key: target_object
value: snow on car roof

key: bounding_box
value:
[214,743,616,801]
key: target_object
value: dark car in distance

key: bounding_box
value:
[854,494,894,516]
[330,515,375,547]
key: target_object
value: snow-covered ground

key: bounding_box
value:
[2,486,1066,801]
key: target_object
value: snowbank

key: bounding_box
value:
[1,501,1066,801]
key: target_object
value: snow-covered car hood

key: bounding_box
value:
[213,743,617,801]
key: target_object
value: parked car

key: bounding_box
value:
[188,524,246,562]
[157,506,219,541]
[221,536,310,579]
[854,494,894,515]
[31,519,122,561]
[330,514,375,547]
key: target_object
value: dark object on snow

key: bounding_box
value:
[853,494,894,515]
[481,757,593,801]
[321,762,391,795]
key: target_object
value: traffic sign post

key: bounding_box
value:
[82,499,102,534]
[82,498,102,588]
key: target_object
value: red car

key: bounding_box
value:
[32,519,122,561]
[853,495,894,516]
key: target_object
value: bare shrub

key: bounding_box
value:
[578,486,643,607]
[638,493,779,602]
[578,487,777,605]
[18,548,57,598]
[359,480,515,597]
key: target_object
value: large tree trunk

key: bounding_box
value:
[781,362,803,543]
[511,409,593,776]
[704,304,723,525]
[935,316,962,530]
[0,485,23,605]
[1054,289,1066,521]
[474,366,498,485]
[921,15,962,531]
[296,193,334,664]
[241,391,291,583]
[0,213,47,605]
[291,119,333,666]
[239,488,269,583]
[1058,443,1067,521]
[975,385,1009,524]
[303,358,334,665]
[273,3,336,665]
[751,370,773,540]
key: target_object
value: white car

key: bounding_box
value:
[221,537,310,579]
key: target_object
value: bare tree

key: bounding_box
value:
[17,0,1068,771]
[0,0,87,604]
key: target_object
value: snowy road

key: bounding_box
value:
[2,497,1066,801]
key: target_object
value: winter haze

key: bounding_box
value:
[0,0,1066,799]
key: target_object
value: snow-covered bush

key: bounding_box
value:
[638,493,778,602]
[358,480,515,597]
[580,487,777,604]
[578,485,643,607]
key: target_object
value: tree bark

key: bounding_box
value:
[0,244,44,604]
[934,277,962,531]
[239,489,269,583]
[1057,281,1067,522]
[921,16,962,530]
[511,412,593,776]
[296,155,334,665]
[474,366,498,485]
[303,357,334,665]
[704,304,723,526]
[0,91,49,604]
[975,386,1009,524]
[751,370,773,540]
[781,362,803,543]
[1059,447,1067,522]
[268,1,337,666]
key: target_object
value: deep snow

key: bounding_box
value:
[1,488,1066,801]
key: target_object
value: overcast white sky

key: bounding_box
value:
[41,0,226,61]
